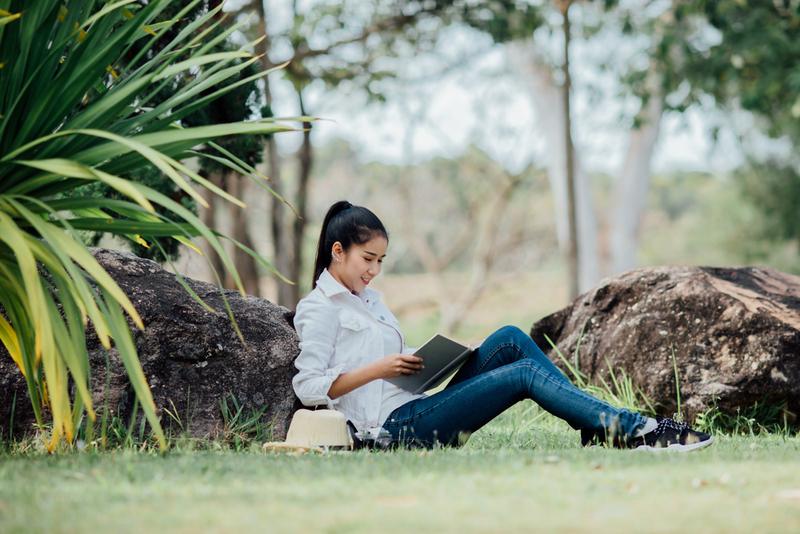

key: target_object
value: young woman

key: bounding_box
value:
[292,200,713,451]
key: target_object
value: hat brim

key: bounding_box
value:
[262,442,324,453]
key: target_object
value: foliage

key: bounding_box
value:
[681,0,800,140]
[218,394,271,450]
[454,0,544,43]
[735,161,800,251]
[351,145,553,274]
[636,171,792,273]
[76,167,197,262]
[76,4,270,263]
[0,0,294,451]
[674,2,800,251]
[694,399,795,437]
[259,1,547,101]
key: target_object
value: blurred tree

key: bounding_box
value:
[559,0,579,299]
[473,1,770,284]
[455,0,594,296]
[606,0,800,275]
[639,169,800,274]
[236,0,459,306]
[679,0,800,257]
[364,146,554,334]
[737,162,800,250]
[399,167,543,334]
[681,0,800,141]
[229,0,797,305]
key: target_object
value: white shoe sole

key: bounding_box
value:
[635,435,714,452]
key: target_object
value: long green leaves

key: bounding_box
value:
[0,0,295,451]
[543,333,655,415]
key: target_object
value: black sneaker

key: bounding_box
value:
[632,417,713,452]
[581,427,622,447]
[581,417,713,452]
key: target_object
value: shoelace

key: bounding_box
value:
[654,418,689,436]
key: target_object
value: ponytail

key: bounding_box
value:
[311,200,388,289]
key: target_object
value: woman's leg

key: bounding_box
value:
[383,325,646,448]
[447,325,571,387]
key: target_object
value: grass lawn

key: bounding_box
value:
[1,402,799,533]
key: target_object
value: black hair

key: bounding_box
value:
[311,200,389,289]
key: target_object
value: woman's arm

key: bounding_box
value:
[292,297,347,408]
[327,353,423,400]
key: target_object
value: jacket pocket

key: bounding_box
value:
[334,309,371,357]
[338,311,369,332]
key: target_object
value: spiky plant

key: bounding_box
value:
[0,0,296,450]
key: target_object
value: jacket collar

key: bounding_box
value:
[317,268,381,301]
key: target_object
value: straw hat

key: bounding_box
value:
[263,409,353,453]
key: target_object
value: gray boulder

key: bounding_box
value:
[0,249,301,441]
[530,266,800,421]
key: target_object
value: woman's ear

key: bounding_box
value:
[331,241,344,262]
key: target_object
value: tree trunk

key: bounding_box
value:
[227,173,261,295]
[610,66,664,275]
[289,88,314,306]
[200,170,227,283]
[561,0,579,300]
[255,0,294,306]
[507,40,600,294]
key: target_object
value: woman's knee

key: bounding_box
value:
[493,324,529,344]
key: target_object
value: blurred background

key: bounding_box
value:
[138,0,799,345]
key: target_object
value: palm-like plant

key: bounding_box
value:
[0,0,295,451]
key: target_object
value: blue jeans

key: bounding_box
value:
[382,325,646,448]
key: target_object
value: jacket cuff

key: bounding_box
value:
[321,363,348,408]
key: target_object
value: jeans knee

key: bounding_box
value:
[501,325,532,346]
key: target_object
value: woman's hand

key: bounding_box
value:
[328,354,424,399]
[372,353,424,379]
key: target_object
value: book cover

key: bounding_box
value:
[386,334,476,394]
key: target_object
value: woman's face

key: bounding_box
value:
[329,235,388,294]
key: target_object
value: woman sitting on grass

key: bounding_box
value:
[292,200,713,452]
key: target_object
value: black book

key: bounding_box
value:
[386,334,477,394]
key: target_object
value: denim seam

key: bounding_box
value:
[475,341,525,374]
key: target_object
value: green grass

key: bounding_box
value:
[2,403,799,533]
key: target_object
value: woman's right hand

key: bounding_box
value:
[373,353,424,379]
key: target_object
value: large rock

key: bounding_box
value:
[0,249,301,441]
[530,266,800,421]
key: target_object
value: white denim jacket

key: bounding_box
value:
[292,268,418,433]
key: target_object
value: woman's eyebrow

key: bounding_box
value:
[363,250,387,258]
